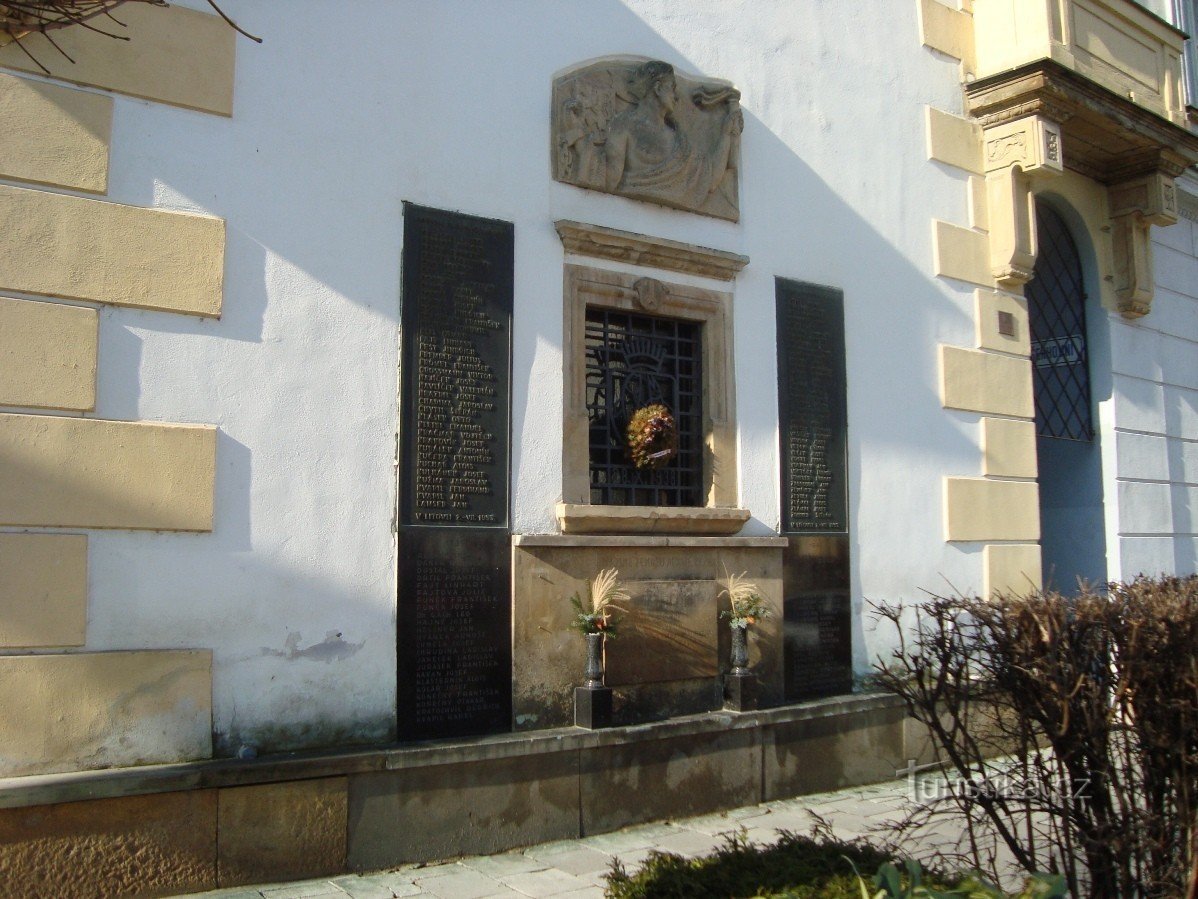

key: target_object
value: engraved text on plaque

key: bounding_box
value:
[776,279,848,533]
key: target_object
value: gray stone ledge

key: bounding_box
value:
[553,503,757,538]
[0,693,901,810]
[515,533,787,548]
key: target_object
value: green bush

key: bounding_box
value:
[603,830,923,899]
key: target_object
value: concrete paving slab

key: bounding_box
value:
[331,873,427,898]
[522,845,612,876]
[602,846,654,871]
[678,810,758,834]
[578,822,679,854]
[414,867,502,899]
[406,863,466,880]
[260,884,347,899]
[648,828,730,858]
[460,852,549,878]
[499,868,595,897]
[739,825,789,845]
[578,869,613,888]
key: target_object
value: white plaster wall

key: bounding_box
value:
[1108,180,1198,579]
[81,0,991,753]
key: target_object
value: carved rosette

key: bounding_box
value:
[552,57,743,221]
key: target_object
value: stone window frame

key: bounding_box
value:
[558,263,748,535]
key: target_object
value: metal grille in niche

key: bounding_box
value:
[1026,203,1094,441]
[585,308,702,506]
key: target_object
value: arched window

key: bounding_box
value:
[1026,204,1093,442]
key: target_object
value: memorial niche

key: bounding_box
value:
[397,203,513,741]
[552,57,743,221]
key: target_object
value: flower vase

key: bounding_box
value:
[575,631,613,728]
[729,624,750,676]
[584,631,605,688]
[724,623,757,712]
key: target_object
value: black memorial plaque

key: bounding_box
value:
[397,528,511,739]
[398,203,513,741]
[400,203,512,528]
[782,536,852,701]
[776,279,847,534]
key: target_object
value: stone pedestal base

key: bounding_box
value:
[574,686,613,729]
[723,673,757,712]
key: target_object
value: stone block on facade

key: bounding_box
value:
[0,73,111,193]
[762,704,906,800]
[0,649,212,777]
[346,751,579,871]
[0,790,217,898]
[944,477,1040,542]
[0,184,225,317]
[981,417,1037,478]
[0,3,236,115]
[940,346,1034,418]
[218,777,347,886]
[0,296,98,412]
[983,543,1043,596]
[0,414,217,531]
[0,533,87,649]
[579,728,761,834]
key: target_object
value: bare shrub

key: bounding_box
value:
[872,576,1198,898]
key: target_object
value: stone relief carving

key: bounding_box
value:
[552,57,743,221]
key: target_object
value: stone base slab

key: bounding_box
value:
[0,695,911,896]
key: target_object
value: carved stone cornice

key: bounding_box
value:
[554,220,749,281]
[965,59,1198,318]
[965,60,1198,184]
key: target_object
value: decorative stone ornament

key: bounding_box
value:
[632,276,666,312]
[552,57,743,221]
[966,60,1198,318]
[981,115,1063,290]
[1108,173,1180,318]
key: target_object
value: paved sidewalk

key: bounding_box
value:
[177,775,961,899]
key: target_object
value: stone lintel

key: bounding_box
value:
[555,220,749,281]
[556,502,751,535]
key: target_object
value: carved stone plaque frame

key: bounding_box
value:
[561,264,739,531]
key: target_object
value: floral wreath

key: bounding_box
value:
[626,403,678,469]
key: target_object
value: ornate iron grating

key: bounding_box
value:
[1026,203,1094,442]
[585,307,702,506]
